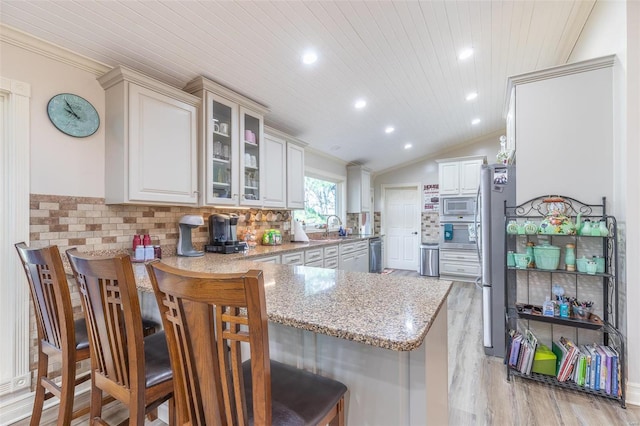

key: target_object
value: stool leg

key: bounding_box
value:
[30,350,48,426]
[56,356,76,426]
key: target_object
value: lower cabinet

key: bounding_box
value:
[339,240,369,272]
[439,249,479,282]
[253,255,281,264]
[323,245,339,269]
[281,252,305,266]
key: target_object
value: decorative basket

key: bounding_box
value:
[533,245,560,270]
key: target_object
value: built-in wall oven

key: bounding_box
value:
[439,216,477,250]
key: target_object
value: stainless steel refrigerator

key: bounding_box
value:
[477,164,516,358]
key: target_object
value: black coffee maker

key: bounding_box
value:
[205,214,245,254]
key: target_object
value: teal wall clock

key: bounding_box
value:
[47,93,100,137]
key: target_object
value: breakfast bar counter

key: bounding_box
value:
[132,252,452,425]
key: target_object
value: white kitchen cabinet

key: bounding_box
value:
[184,76,269,207]
[264,127,306,210]
[437,156,485,196]
[339,240,369,272]
[286,142,305,209]
[253,255,281,264]
[281,251,305,266]
[304,247,324,264]
[439,249,480,282]
[507,55,615,204]
[323,245,339,269]
[99,66,200,205]
[347,165,371,213]
[262,134,287,208]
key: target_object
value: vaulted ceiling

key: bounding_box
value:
[0,0,595,173]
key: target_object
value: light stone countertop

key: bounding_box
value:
[68,236,452,352]
[132,254,452,352]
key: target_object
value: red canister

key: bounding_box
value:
[132,234,141,251]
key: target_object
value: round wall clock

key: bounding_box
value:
[47,93,100,137]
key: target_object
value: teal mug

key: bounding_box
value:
[514,253,531,269]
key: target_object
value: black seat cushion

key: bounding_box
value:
[143,331,173,388]
[243,360,347,426]
[74,318,90,351]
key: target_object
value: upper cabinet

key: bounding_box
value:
[263,127,306,209]
[347,165,371,213]
[98,66,200,205]
[184,76,268,207]
[286,142,305,209]
[506,55,615,204]
[437,156,486,196]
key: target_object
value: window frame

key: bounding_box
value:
[295,167,346,234]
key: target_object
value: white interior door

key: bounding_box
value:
[384,186,420,271]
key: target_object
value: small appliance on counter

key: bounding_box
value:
[177,215,205,257]
[205,213,246,254]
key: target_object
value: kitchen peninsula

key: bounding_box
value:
[132,246,452,425]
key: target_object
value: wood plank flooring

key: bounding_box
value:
[12,271,640,425]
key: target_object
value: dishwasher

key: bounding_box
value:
[369,237,383,273]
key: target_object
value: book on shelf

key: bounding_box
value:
[586,344,601,391]
[552,337,580,382]
[595,344,608,391]
[508,328,538,375]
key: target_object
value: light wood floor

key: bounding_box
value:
[12,271,640,425]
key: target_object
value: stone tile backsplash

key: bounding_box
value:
[29,194,291,255]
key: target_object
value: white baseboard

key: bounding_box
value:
[627,381,640,407]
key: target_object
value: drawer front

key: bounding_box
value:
[281,252,304,265]
[440,260,480,277]
[339,241,357,255]
[440,250,478,263]
[355,240,369,251]
[305,248,324,263]
[324,257,339,269]
[253,255,281,264]
[305,259,324,268]
[324,245,339,258]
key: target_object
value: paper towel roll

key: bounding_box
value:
[292,220,309,242]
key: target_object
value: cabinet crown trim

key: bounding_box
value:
[98,65,200,106]
[435,155,487,164]
[183,76,269,115]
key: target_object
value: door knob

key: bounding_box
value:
[412,231,418,235]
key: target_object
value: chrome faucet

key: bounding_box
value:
[325,215,342,237]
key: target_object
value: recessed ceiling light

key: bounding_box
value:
[302,50,318,65]
[354,99,367,109]
[385,126,395,134]
[472,118,481,125]
[458,48,474,60]
[404,143,412,150]
[466,92,478,101]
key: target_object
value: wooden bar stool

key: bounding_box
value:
[14,243,92,426]
[146,261,347,426]
[66,249,174,425]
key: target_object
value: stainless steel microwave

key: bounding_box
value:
[440,196,476,217]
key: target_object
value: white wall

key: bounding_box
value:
[0,41,106,198]
[304,148,347,178]
[373,131,501,211]
[566,0,639,406]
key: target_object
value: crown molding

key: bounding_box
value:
[183,76,269,115]
[0,24,111,76]
[263,125,308,148]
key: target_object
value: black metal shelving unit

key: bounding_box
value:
[504,195,625,408]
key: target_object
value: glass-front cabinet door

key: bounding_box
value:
[239,106,263,207]
[206,92,238,205]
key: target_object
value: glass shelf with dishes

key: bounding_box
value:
[239,107,262,206]
[504,196,625,408]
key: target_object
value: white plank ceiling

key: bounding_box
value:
[0,0,595,173]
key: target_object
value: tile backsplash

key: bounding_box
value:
[29,194,291,255]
